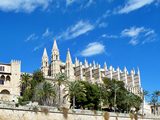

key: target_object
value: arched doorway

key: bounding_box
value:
[0,89,10,94]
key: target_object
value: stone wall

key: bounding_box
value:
[0,107,159,120]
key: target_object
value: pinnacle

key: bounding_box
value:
[42,48,48,58]
[52,39,58,51]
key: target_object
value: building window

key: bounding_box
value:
[0,80,4,85]
[56,55,58,60]
[0,75,5,80]
[0,66,5,71]
[6,76,11,81]
[0,75,5,85]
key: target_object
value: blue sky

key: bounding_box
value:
[0,0,160,93]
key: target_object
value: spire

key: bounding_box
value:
[104,62,107,69]
[75,57,79,67]
[41,48,49,76]
[131,69,135,75]
[66,48,72,63]
[109,66,113,71]
[137,67,141,87]
[124,66,127,73]
[93,61,96,69]
[117,67,121,80]
[116,67,120,72]
[137,67,140,75]
[84,59,88,68]
[42,48,48,58]
[133,68,135,74]
[52,39,58,51]
[65,48,74,81]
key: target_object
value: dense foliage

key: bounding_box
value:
[19,70,56,106]
[19,71,142,113]
[67,78,142,112]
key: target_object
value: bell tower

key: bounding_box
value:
[51,39,61,77]
[41,48,49,76]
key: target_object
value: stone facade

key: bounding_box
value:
[0,60,21,102]
[41,40,142,96]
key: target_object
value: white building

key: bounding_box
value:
[0,60,21,102]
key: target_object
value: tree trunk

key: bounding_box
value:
[73,96,75,109]
[59,85,61,108]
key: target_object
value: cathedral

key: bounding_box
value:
[41,40,142,96]
[0,39,142,102]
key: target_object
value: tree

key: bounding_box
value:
[123,92,133,113]
[102,77,142,113]
[150,90,160,115]
[55,73,67,107]
[31,70,45,88]
[34,81,56,105]
[20,73,30,96]
[64,80,86,109]
[73,81,100,110]
[18,70,46,105]
[155,91,160,102]
[132,94,143,112]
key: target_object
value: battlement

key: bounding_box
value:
[11,60,21,64]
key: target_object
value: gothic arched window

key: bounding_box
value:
[6,76,11,81]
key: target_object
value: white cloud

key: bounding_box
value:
[121,26,157,46]
[33,44,44,51]
[98,22,108,28]
[42,28,53,37]
[118,0,155,14]
[66,0,94,7]
[102,34,118,39]
[129,39,139,46]
[80,42,105,57]
[0,0,52,13]
[121,27,145,37]
[25,33,38,42]
[66,0,76,6]
[57,20,94,40]
[83,0,94,8]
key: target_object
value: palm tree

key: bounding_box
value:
[123,92,133,113]
[64,80,86,109]
[151,90,160,115]
[155,91,160,102]
[34,81,56,105]
[20,73,31,95]
[141,90,149,115]
[55,73,67,107]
